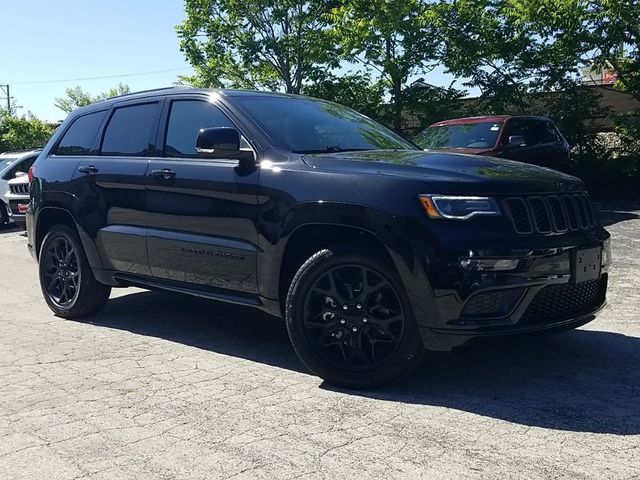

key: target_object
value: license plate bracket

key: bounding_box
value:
[572,247,601,283]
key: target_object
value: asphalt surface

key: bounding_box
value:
[0,209,639,479]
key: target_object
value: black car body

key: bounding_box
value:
[415,115,571,171]
[26,88,610,388]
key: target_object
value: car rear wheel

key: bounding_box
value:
[39,224,111,318]
[285,245,425,389]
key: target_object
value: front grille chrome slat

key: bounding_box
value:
[9,183,29,195]
[504,193,600,235]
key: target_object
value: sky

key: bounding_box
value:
[1,0,465,122]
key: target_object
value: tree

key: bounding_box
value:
[177,0,340,93]
[329,0,439,131]
[54,83,131,114]
[434,0,587,114]
[586,0,640,102]
[402,80,466,134]
[0,112,57,152]
[302,71,385,119]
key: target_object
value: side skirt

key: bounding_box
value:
[94,271,282,318]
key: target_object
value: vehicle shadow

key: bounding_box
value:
[598,206,640,227]
[91,290,639,435]
[0,224,23,234]
[89,290,303,373]
[600,209,640,227]
[349,329,640,435]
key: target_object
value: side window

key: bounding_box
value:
[503,119,526,144]
[165,100,235,157]
[542,121,561,143]
[525,120,548,146]
[101,103,158,156]
[6,157,36,178]
[55,110,107,155]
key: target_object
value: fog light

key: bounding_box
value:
[602,238,612,267]
[460,258,520,271]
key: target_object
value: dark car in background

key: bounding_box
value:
[27,88,609,388]
[415,115,571,171]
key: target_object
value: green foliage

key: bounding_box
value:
[434,0,587,113]
[54,83,131,114]
[301,72,385,119]
[177,0,340,93]
[329,0,439,130]
[0,111,57,152]
[587,0,640,102]
[401,81,465,133]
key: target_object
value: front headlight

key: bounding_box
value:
[419,195,501,220]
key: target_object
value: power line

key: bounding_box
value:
[7,67,191,86]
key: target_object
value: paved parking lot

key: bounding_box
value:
[1,209,639,480]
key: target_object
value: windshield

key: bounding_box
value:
[415,122,503,149]
[234,96,416,153]
[0,158,19,172]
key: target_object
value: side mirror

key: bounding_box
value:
[14,171,27,178]
[508,135,525,147]
[196,127,255,165]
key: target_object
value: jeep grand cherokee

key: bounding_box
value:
[26,87,610,388]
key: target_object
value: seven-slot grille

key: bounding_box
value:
[503,194,599,234]
[9,183,29,195]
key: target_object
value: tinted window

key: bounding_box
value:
[0,157,19,178]
[165,100,235,157]
[542,121,561,143]
[56,111,107,155]
[235,97,415,152]
[101,103,157,156]
[415,122,503,149]
[5,156,37,179]
[503,119,525,142]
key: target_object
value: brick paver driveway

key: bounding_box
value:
[1,208,639,479]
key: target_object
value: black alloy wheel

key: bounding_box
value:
[303,264,405,370]
[42,236,80,307]
[286,245,425,389]
[39,224,111,318]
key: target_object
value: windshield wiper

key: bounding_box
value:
[291,147,373,154]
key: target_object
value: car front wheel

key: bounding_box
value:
[286,245,425,389]
[39,224,111,318]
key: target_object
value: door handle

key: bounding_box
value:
[150,168,176,180]
[78,165,98,174]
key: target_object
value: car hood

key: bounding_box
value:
[301,149,584,195]
[425,146,495,156]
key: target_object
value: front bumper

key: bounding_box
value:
[405,225,610,351]
[5,193,29,225]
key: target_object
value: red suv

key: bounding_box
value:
[415,115,571,171]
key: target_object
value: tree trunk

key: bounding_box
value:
[391,75,403,132]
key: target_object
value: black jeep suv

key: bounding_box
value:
[27,87,610,388]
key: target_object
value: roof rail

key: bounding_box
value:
[99,86,187,102]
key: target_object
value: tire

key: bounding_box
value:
[285,245,425,389]
[0,202,8,226]
[39,224,111,318]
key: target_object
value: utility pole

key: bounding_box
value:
[0,84,11,112]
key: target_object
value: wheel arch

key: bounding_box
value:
[257,201,436,322]
[35,206,104,269]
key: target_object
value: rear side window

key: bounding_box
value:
[56,110,107,155]
[164,100,235,157]
[101,103,158,156]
